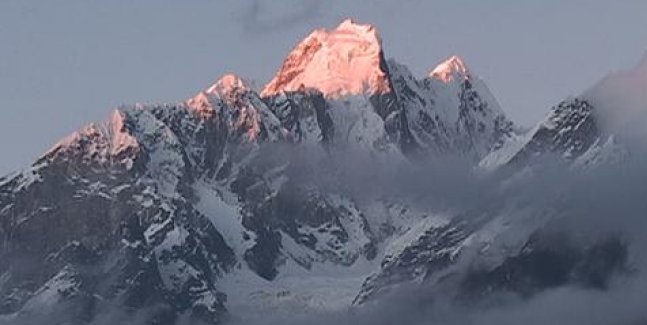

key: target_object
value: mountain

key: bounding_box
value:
[481,98,604,168]
[480,55,647,170]
[387,56,514,159]
[0,20,638,325]
[261,19,511,160]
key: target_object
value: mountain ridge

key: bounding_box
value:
[0,19,641,325]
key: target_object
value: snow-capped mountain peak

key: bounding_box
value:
[206,73,250,96]
[429,55,471,82]
[261,18,391,98]
[187,74,252,115]
[335,18,379,37]
[43,109,139,169]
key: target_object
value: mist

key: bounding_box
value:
[229,139,647,325]
[586,54,647,139]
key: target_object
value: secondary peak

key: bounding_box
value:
[429,55,471,82]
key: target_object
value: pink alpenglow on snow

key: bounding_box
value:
[45,109,140,169]
[429,55,472,83]
[206,73,250,96]
[187,74,249,115]
[261,19,392,98]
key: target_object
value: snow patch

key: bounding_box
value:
[193,181,254,257]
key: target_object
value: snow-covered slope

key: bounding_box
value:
[387,56,514,159]
[261,20,511,160]
[482,98,601,168]
[262,19,391,98]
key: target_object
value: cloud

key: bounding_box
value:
[241,0,322,35]
[585,54,647,139]
[230,142,647,325]
[228,277,647,325]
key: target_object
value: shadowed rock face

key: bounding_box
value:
[386,58,514,160]
[0,86,389,323]
[459,233,628,302]
[354,220,471,305]
[263,90,335,145]
[0,130,237,324]
[508,98,601,165]
[0,100,257,323]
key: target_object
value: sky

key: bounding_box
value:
[1,0,647,175]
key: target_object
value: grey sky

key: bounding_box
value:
[1,0,646,175]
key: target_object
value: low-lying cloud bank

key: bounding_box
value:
[230,141,647,325]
